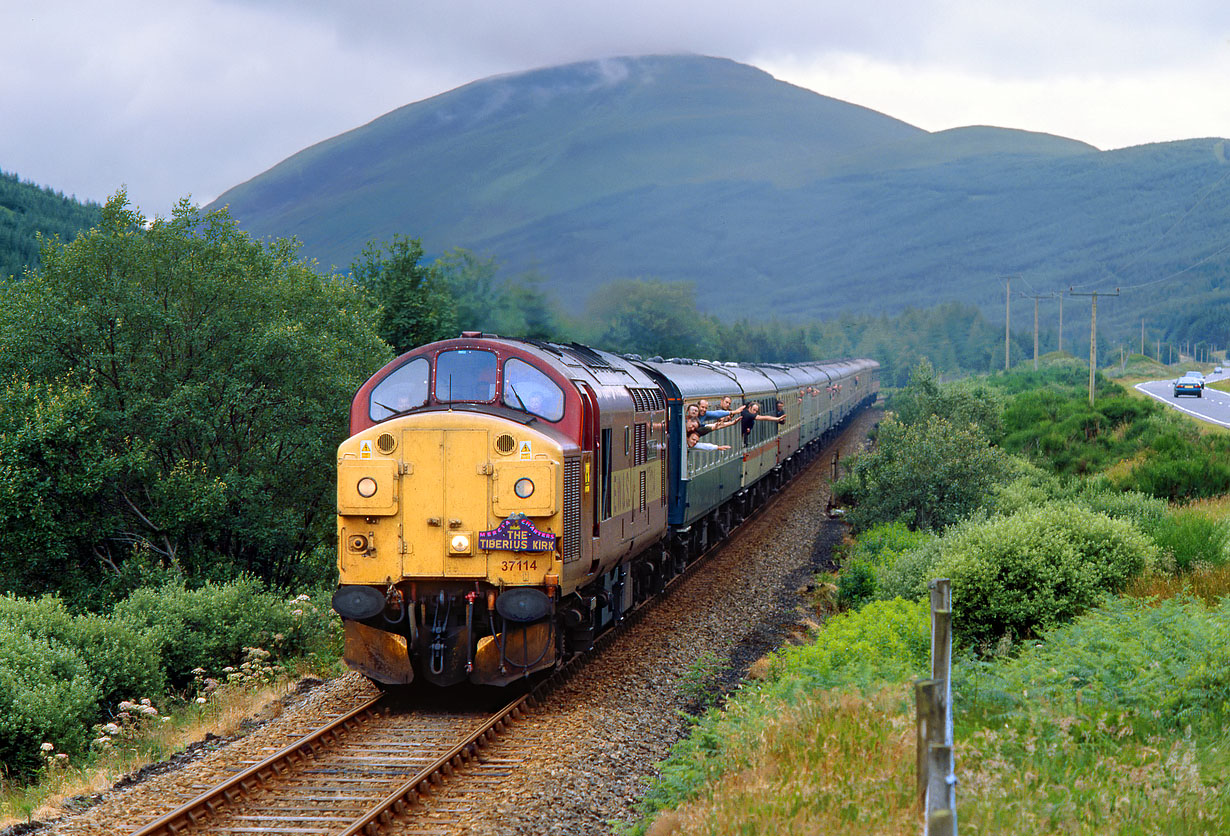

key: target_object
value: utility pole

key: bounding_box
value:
[1069,287,1120,406]
[1003,277,1012,370]
[1021,292,1054,371]
[1057,291,1064,354]
[1141,318,1145,357]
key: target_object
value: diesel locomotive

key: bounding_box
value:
[331,333,878,687]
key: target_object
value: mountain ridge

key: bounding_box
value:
[206,54,1230,333]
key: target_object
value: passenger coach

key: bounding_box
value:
[332,334,878,687]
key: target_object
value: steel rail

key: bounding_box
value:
[123,412,868,835]
[336,693,529,836]
[127,694,384,836]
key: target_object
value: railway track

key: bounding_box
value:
[125,500,778,836]
[128,692,528,836]
[123,420,865,836]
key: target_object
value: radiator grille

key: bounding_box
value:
[562,457,582,564]
[634,422,647,466]
[639,469,647,513]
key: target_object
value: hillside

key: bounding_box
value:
[208,54,1230,335]
[0,171,101,280]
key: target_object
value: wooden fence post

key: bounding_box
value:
[914,679,940,809]
[924,578,956,835]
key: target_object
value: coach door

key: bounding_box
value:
[400,428,489,578]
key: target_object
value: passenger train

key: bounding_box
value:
[331,333,878,687]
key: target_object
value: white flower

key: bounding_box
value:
[292,609,303,617]
[139,698,152,706]
[140,705,158,716]
[118,700,136,711]
[294,594,311,602]
[40,742,55,752]
[104,723,120,735]
[196,696,207,704]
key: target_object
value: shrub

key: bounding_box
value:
[1068,480,1169,529]
[932,503,1157,644]
[767,597,930,693]
[876,536,946,602]
[969,596,1230,728]
[0,594,165,712]
[834,521,934,608]
[0,624,100,779]
[1140,510,1230,573]
[1116,443,1230,501]
[835,414,1009,532]
[835,561,877,610]
[989,457,1064,516]
[114,577,338,685]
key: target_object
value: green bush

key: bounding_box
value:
[767,597,931,693]
[834,521,934,608]
[0,624,100,779]
[997,377,1165,476]
[835,562,877,610]
[834,414,1009,532]
[1140,511,1230,573]
[989,458,1064,516]
[0,595,165,712]
[963,596,1230,728]
[1068,479,1169,528]
[932,503,1157,643]
[1115,440,1230,501]
[875,536,946,602]
[114,578,338,685]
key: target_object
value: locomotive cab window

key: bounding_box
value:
[435,349,497,403]
[502,358,564,421]
[369,357,429,421]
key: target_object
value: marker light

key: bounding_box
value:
[450,534,471,554]
[356,477,378,498]
[514,477,535,498]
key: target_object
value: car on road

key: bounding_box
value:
[1174,370,1205,398]
[1217,366,1225,374]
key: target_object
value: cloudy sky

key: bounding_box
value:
[4,0,1228,218]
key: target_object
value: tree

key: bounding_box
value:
[0,192,390,598]
[351,234,456,352]
[585,278,714,358]
[834,414,1009,532]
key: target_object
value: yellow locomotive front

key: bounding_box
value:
[333,339,580,687]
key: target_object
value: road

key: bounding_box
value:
[1135,369,1230,428]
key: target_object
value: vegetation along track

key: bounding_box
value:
[38,407,877,836]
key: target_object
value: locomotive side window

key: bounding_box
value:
[369,357,429,421]
[435,349,497,402]
[502,358,564,421]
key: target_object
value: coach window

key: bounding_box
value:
[369,357,429,421]
[435,349,497,403]
[502,358,564,421]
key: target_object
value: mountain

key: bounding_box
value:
[208,55,1230,335]
[0,171,101,280]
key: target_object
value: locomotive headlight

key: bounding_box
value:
[514,477,535,499]
[356,477,378,498]
[450,534,471,554]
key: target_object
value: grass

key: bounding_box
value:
[1124,564,1230,605]
[0,663,338,828]
[956,714,1230,834]
[640,685,919,836]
